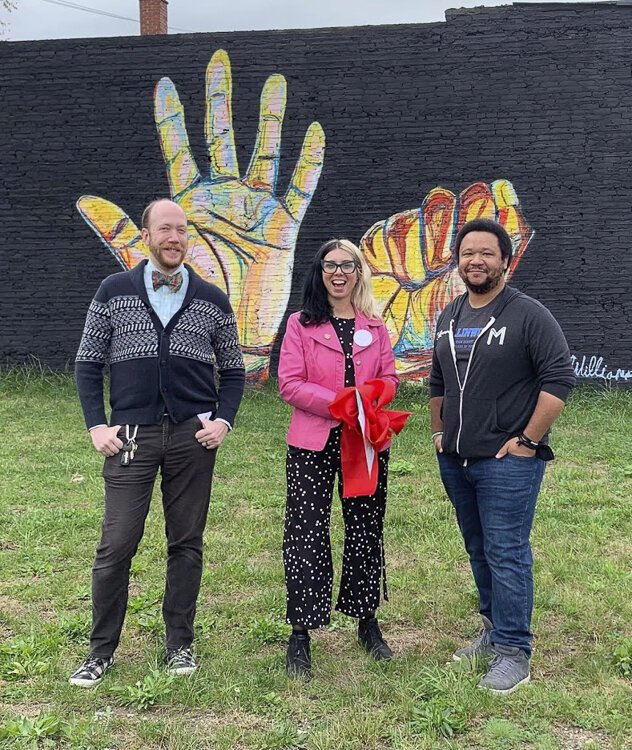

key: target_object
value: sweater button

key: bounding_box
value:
[324,334,331,340]
[355,359,361,366]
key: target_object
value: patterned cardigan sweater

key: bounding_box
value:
[75,260,245,429]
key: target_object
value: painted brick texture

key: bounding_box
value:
[1,4,631,382]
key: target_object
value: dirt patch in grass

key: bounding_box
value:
[313,622,450,661]
[534,617,596,677]
[0,594,28,618]
[115,639,156,664]
[385,550,427,568]
[553,724,614,749]
[108,725,165,750]
[1,701,53,720]
[188,708,270,732]
[383,624,446,656]
[104,708,272,748]
[0,624,12,641]
[243,549,276,567]
[312,628,349,658]
[604,538,632,562]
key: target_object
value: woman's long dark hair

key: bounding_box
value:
[299,239,342,326]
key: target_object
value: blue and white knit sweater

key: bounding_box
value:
[75,260,245,429]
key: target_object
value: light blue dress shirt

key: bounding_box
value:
[144,259,189,327]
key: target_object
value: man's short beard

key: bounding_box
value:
[463,272,503,295]
[150,245,185,270]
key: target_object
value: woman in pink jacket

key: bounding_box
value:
[278,238,399,679]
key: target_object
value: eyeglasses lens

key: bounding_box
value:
[322,261,357,274]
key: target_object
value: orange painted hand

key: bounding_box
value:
[77,49,326,383]
[360,180,533,378]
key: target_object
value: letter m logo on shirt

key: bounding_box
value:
[487,327,506,346]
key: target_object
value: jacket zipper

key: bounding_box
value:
[448,315,496,456]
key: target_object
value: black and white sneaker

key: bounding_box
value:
[166,647,197,675]
[68,655,114,687]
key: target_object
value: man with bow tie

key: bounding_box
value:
[71,198,245,687]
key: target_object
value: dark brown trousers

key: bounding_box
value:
[90,416,216,657]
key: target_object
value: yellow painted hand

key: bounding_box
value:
[77,49,326,383]
[360,179,533,378]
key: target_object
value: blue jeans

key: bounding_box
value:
[438,453,546,656]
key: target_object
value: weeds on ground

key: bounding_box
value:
[111,668,176,711]
[0,375,631,749]
[613,639,632,679]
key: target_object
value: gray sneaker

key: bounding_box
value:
[478,644,530,694]
[452,615,494,663]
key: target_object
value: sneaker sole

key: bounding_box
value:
[369,651,393,662]
[167,666,197,675]
[479,673,531,695]
[68,676,104,688]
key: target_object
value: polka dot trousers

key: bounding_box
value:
[283,426,389,629]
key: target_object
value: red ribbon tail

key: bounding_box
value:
[340,423,378,498]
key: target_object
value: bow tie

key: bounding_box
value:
[152,270,183,293]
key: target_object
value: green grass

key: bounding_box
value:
[0,371,631,749]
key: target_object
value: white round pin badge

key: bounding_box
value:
[353,329,373,347]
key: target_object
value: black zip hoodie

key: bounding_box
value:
[429,285,575,458]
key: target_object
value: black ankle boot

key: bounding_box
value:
[286,631,311,679]
[358,617,393,661]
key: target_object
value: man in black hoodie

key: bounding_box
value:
[429,218,575,695]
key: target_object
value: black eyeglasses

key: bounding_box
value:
[321,260,358,275]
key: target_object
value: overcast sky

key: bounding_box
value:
[2,0,591,41]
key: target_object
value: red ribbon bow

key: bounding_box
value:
[328,378,411,498]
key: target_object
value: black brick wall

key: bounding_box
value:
[2,3,631,382]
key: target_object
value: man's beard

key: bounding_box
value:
[461,268,504,295]
[150,243,185,270]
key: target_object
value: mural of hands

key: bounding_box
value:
[360,179,533,378]
[77,49,326,383]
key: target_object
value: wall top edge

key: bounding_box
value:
[2,20,445,46]
[4,3,628,46]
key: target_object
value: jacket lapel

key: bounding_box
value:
[303,313,382,354]
[304,319,343,353]
[129,259,152,307]
[181,264,200,307]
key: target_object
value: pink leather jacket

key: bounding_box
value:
[278,310,399,451]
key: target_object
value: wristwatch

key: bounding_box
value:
[517,432,539,450]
